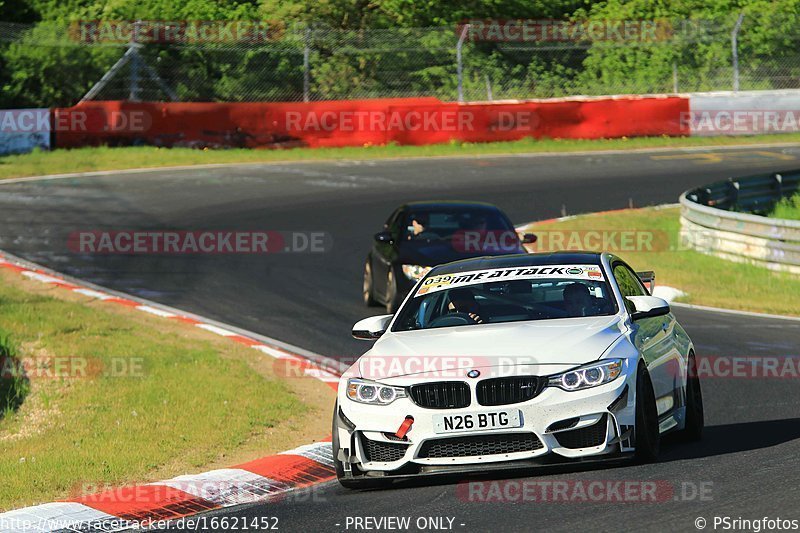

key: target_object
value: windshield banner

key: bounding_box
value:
[415,264,604,297]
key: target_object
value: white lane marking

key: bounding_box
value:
[21,271,64,284]
[154,468,291,506]
[280,442,335,467]
[671,302,800,322]
[72,288,113,300]
[252,344,303,360]
[136,305,176,318]
[196,324,239,337]
[0,501,117,532]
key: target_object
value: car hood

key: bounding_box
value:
[357,315,625,380]
[396,240,523,266]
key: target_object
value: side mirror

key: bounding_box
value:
[626,295,670,321]
[352,314,393,340]
[374,231,393,244]
[521,233,537,244]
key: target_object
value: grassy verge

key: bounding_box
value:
[0,269,335,511]
[769,192,800,221]
[3,133,800,180]
[520,206,800,316]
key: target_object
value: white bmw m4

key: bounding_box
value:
[333,252,703,488]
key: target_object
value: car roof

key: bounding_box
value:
[404,201,501,211]
[429,251,605,275]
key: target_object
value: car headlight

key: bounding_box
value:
[548,359,624,391]
[401,264,431,281]
[346,378,407,405]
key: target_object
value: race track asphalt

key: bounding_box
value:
[1,145,799,531]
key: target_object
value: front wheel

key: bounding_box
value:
[634,363,660,463]
[363,259,378,306]
[384,268,402,314]
[678,352,704,441]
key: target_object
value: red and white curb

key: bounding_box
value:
[0,251,342,532]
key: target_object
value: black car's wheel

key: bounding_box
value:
[678,352,704,441]
[634,363,660,463]
[384,268,402,314]
[332,403,389,490]
[363,259,378,307]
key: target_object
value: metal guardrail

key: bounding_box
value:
[680,169,800,274]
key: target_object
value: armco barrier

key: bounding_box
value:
[680,170,800,274]
[53,95,689,149]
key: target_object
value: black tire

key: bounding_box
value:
[384,268,402,314]
[332,403,388,490]
[362,259,378,307]
[634,363,660,463]
[679,352,704,441]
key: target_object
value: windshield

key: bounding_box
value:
[403,207,514,242]
[392,264,617,331]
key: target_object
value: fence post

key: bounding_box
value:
[128,21,142,101]
[672,62,678,93]
[485,74,493,101]
[303,27,311,103]
[456,24,470,103]
[731,13,745,92]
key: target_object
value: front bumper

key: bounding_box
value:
[335,368,636,477]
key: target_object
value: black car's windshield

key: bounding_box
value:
[404,207,514,242]
[392,264,617,332]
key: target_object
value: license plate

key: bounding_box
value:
[432,409,523,434]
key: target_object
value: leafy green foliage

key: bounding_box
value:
[0,333,29,417]
[770,192,800,220]
[2,0,800,106]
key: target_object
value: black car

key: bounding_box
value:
[363,201,536,312]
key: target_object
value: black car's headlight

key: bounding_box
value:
[548,359,624,391]
[346,378,407,405]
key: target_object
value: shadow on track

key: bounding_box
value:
[660,417,800,462]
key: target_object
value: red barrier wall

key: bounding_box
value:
[53,96,690,149]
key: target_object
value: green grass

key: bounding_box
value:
[769,192,800,221]
[522,206,800,316]
[0,273,329,511]
[4,133,800,179]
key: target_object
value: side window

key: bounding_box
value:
[385,208,400,229]
[385,209,404,240]
[613,263,646,314]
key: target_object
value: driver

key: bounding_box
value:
[407,212,428,240]
[563,282,593,317]
[447,288,484,324]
